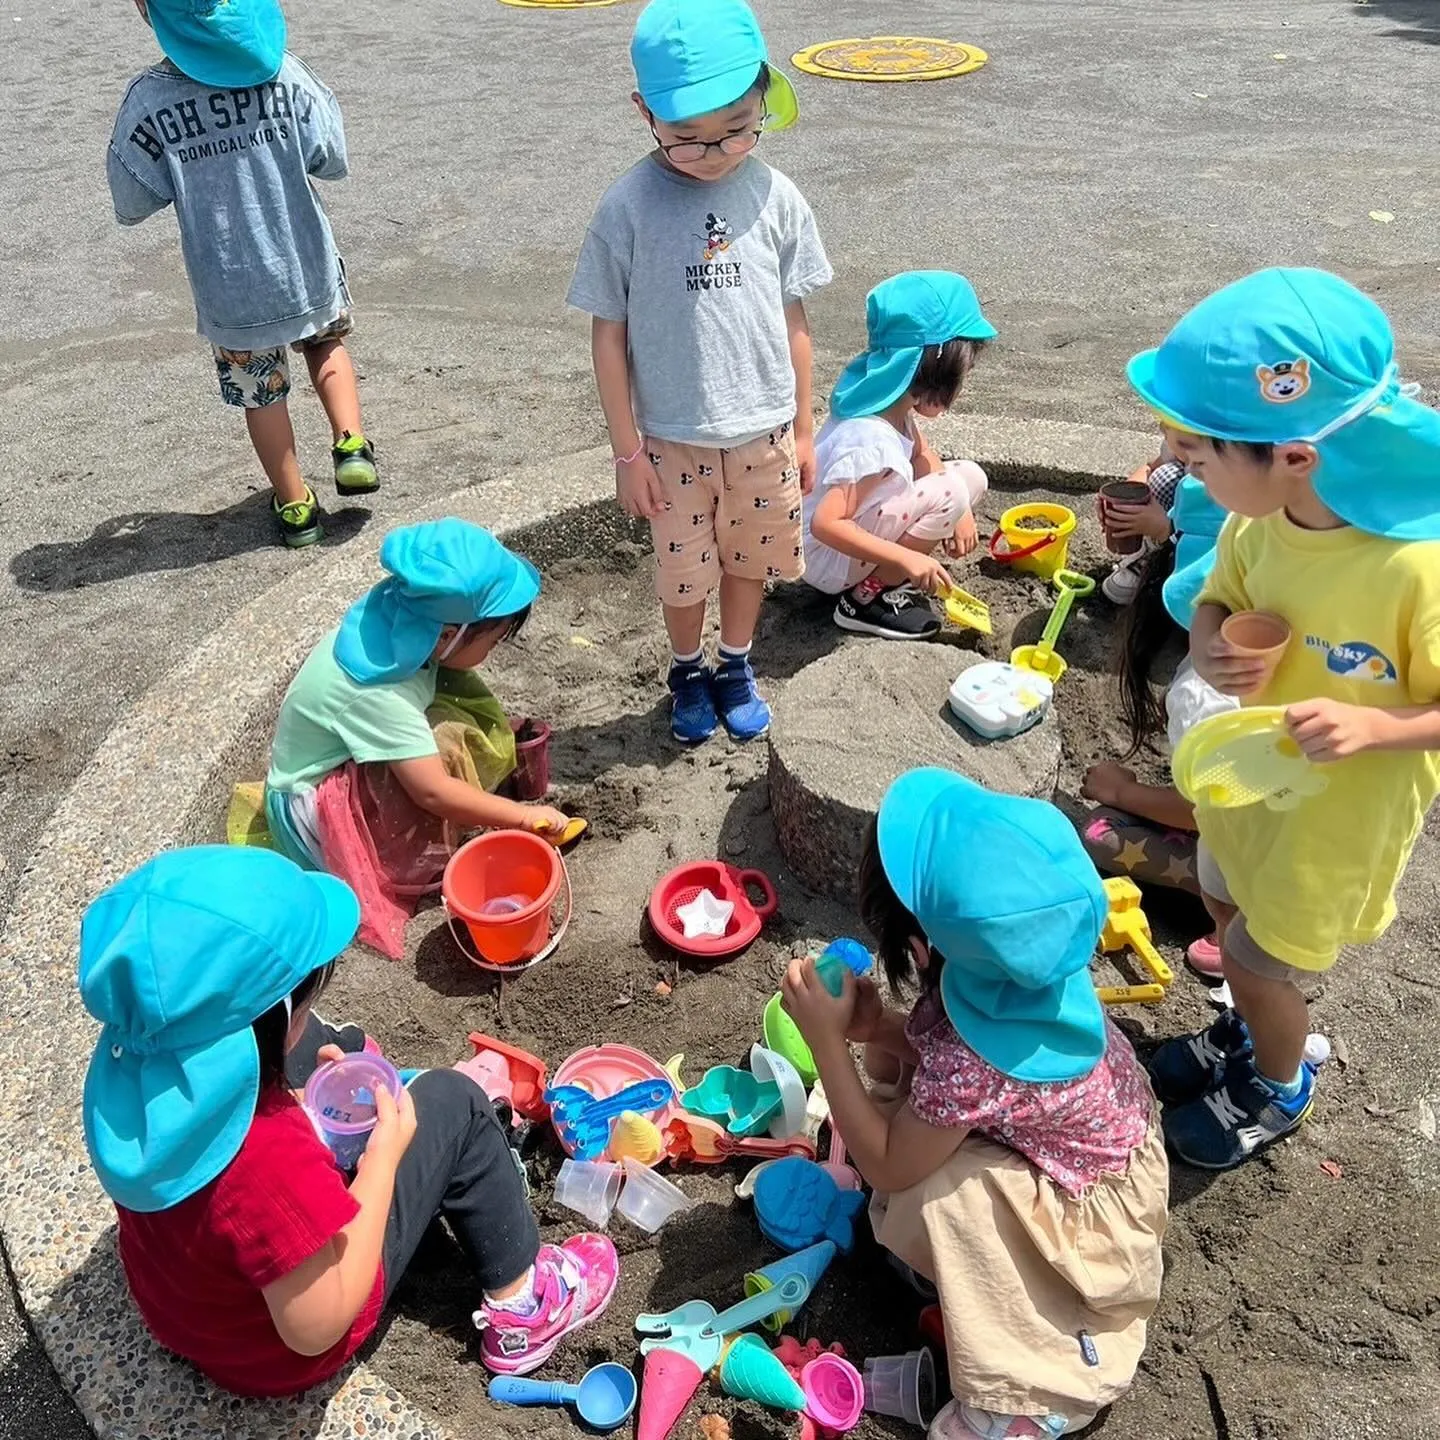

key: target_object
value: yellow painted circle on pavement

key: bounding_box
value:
[498,0,626,9]
[791,36,988,82]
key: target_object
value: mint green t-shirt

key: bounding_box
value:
[267,628,439,793]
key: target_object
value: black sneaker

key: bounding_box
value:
[273,486,323,548]
[1164,1060,1314,1170]
[833,582,941,640]
[1148,1008,1253,1106]
[332,432,379,496]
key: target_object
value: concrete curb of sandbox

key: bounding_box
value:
[0,414,1150,1439]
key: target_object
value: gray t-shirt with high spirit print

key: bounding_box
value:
[568,155,832,447]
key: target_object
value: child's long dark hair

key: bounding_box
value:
[1116,540,1181,757]
[857,818,942,996]
[252,962,337,1090]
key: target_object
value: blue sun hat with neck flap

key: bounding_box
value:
[632,0,799,131]
[877,769,1108,1084]
[81,847,360,1213]
[145,0,286,89]
[334,520,541,686]
[1162,475,1229,630]
[1128,267,1440,541]
[831,271,997,421]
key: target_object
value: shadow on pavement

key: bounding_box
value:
[0,1245,90,1440]
[8,494,372,592]
[1357,0,1440,43]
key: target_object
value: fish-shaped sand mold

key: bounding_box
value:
[752,1156,866,1254]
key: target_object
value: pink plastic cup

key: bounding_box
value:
[509,718,553,800]
[303,1053,403,1170]
[801,1353,864,1432]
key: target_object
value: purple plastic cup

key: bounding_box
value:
[303,1053,403,1170]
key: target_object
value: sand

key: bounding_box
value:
[296,486,1440,1439]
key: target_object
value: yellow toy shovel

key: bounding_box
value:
[938,579,992,635]
[1011,569,1095,682]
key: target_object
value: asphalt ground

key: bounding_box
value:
[0,0,1436,1431]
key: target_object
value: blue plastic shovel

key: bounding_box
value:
[488,1361,638,1432]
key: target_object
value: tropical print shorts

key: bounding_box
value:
[211,310,355,409]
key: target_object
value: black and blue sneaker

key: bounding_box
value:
[1163,1060,1314,1170]
[668,659,718,745]
[712,655,771,742]
[1148,1008,1252,1107]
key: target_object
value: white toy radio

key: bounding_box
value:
[948,661,1053,740]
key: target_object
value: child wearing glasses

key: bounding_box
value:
[568,0,832,744]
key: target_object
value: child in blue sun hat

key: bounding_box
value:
[567,0,832,744]
[1080,476,1239,977]
[107,0,377,549]
[81,847,616,1395]
[1127,267,1440,1171]
[266,519,572,957]
[804,272,996,640]
[782,770,1167,1440]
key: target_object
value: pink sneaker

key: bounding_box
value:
[476,1233,619,1375]
[1186,934,1224,978]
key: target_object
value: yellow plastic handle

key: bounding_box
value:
[1097,983,1167,1007]
[1128,931,1174,986]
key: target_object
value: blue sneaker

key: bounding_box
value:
[1163,1060,1314,1170]
[712,656,771,742]
[668,660,719,744]
[1148,1008,1252,1107]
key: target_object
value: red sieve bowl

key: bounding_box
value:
[648,861,778,959]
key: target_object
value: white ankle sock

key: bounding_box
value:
[485,1266,539,1315]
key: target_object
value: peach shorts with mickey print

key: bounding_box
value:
[646,424,805,606]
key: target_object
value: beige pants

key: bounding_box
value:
[646,427,804,604]
[870,1118,1169,1423]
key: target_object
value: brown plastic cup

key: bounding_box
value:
[1221,611,1292,686]
[1098,480,1153,555]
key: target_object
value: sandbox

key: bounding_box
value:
[3,435,1436,1440]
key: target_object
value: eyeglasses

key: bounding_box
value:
[652,116,766,165]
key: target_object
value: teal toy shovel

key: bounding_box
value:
[635,1271,811,1372]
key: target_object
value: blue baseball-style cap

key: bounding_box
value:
[877,769,1108,1084]
[81,847,359,1213]
[831,271,997,420]
[1162,475,1229,630]
[632,0,799,131]
[1128,267,1440,541]
[145,0,286,89]
[334,520,541,686]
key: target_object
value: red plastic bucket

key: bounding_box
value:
[509,718,553,800]
[443,829,564,967]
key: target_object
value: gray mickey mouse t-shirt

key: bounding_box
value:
[568,155,832,446]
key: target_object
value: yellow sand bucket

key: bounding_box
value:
[988,503,1077,580]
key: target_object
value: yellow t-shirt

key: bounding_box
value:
[1197,513,1440,970]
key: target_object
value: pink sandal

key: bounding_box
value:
[477,1233,619,1375]
[1186,934,1224,979]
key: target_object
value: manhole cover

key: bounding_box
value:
[498,0,626,9]
[791,36,988,82]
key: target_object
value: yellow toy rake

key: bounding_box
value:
[1095,877,1174,1006]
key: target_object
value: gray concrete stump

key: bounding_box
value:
[768,646,1064,901]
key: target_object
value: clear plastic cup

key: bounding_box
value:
[554,1159,623,1227]
[614,1155,692,1233]
[863,1347,936,1426]
[303,1053,403,1171]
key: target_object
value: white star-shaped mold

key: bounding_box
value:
[675,888,734,939]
